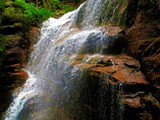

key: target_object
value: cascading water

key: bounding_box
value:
[4,0,127,120]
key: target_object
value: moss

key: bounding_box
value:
[14,0,53,25]
[0,34,8,52]
[0,23,23,35]
[3,7,22,21]
[2,23,22,29]
[4,1,15,7]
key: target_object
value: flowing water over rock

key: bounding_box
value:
[4,0,129,120]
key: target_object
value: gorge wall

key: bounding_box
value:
[125,0,160,119]
[126,0,160,108]
[0,0,39,115]
[0,0,39,88]
[0,0,160,120]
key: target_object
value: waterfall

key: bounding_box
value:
[4,0,127,120]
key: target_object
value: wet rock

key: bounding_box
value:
[125,2,160,116]
[0,23,23,35]
[5,35,23,49]
[72,53,160,120]
[3,47,25,65]
[122,93,160,120]
[126,0,160,86]
[10,70,28,82]
[122,96,142,108]
[79,26,127,55]
[96,59,115,66]
[25,27,40,54]
[5,69,28,88]
[3,64,21,72]
[0,27,39,87]
[139,111,152,120]
[73,54,149,90]
[142,53,160,84]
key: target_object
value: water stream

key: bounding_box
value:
[4,0,126,119]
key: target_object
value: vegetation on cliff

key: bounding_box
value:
[0,0,81,56]
[14,0,79,25]
[15,0,53,25]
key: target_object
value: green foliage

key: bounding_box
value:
[53,4,77,17]
[60,4,77,12]
[0,0,4,10]
[15,0,53,25]
[53,0,60,5]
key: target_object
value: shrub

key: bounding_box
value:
[15,0,53,25]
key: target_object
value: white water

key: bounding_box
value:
[5,0,126,120]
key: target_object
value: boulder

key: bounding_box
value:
[73,54,148,88]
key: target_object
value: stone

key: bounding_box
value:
[121,96,142,108]
[3,64,21,72]
[142,53,160,84]
[72,53,160,120]
[25,27,39,54]
[125,1,160,109]
[126,0,160,81]
[139,111,152,120]
[0,23,23,35]
[73,54,149,88]
[3,47,24,65]
[4,35,23,49]
[10,70,28,81]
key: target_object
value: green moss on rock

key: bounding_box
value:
[0,23,23,35]
[3,6,23,21]
[0,34,9,52]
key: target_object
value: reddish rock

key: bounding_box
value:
[121,96,142,108]
[139,111,152,120]
[1,27,39,87]
[73,54,149,86]
[3,47,26,67]
[112,71,148,85]
[142,53,160,83]
[3,64,21,72]
[7,70,28,88]
[122,93,160,120]
[25,27,39,53]
[11,70,28,81]
[126,0,160,86]
[72,53,160,119]
[125,4,160,118]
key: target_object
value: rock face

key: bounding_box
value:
[0,1,39,88]
[0,1,39,117]
[0,0,159,119]
[72,54,160,120]
[125,0,160,110]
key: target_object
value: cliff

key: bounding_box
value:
[0,0,39,88]
[0,0,160,119]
